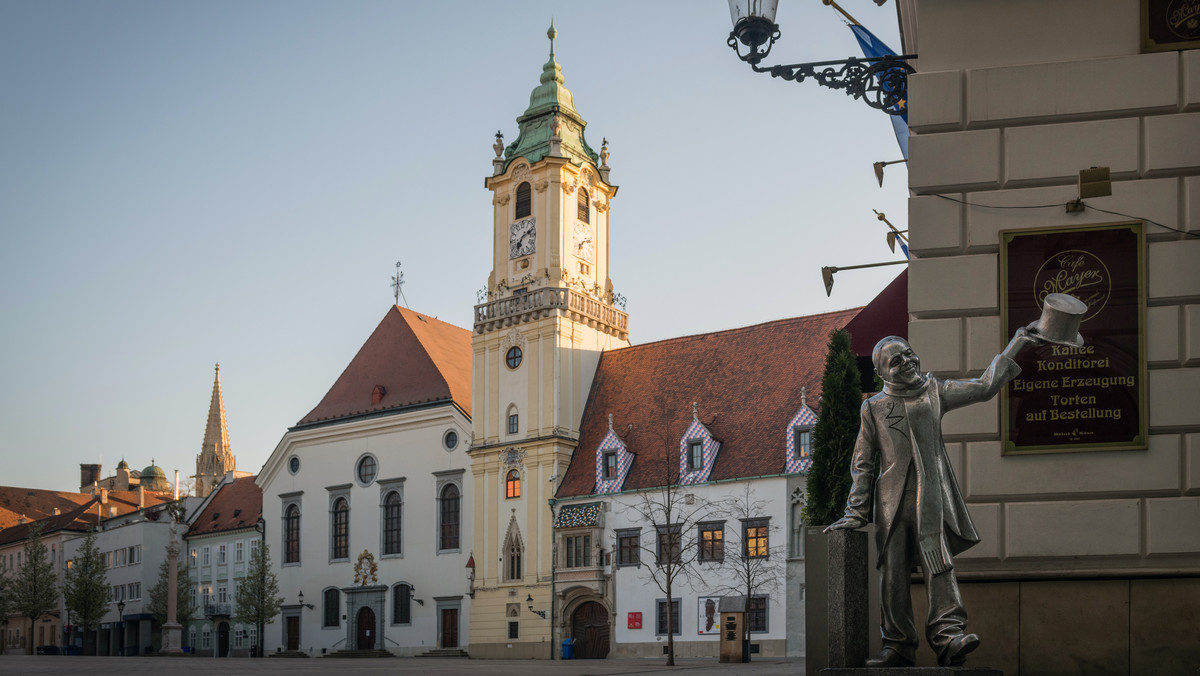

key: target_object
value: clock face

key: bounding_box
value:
[572,221,595,263]
[509,218,536,259]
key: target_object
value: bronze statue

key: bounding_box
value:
[826,293,1085,667]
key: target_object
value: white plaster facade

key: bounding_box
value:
[257,405,474,656]
[185,527,263,656]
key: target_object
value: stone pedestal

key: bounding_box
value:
[160,622,184,655]
[806,527,881,675]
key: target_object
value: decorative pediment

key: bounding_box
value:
[501,327,527,353]
[502,447,527,469]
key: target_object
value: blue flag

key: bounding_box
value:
[849,23,909,160]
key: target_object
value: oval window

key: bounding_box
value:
[506,346,523,369]
[356,455,377,485]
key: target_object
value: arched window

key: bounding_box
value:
[504,525,523,582]
[439,484,460,550]
[515,181,532,218]
[392,583,412,625]
[283,504,300,564]
[577,188,590,223]
[507,405,519,435]
[382,491,402,555]
[331,498,349,560]
[506,470,521,499]
[323,588,340,628]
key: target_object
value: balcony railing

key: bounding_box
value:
[474,287,628,338]
[204,603,231,618]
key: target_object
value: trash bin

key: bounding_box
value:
[561,638,576,660]
[250,645,258,657]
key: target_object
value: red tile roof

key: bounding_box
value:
[187,476,262,537]
[0,486,93,530]
[556,309,861,498]
[296,306,473,427]
[0,488,173,546]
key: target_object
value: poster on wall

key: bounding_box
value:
[1141,0,1200,52]
[1000,221,1147,455]
[697,597,721,635]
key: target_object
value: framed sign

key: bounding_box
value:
[1141,0,1200,52]
[1000,221,1147,455]
[627,612,642,630]
[697,597,721,634]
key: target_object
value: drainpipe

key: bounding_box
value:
[548,497,556,660]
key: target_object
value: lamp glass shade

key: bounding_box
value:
[728,0,779,26]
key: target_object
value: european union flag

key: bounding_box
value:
[849,23,909,159]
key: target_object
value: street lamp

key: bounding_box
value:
[297,591,313,610]
[726,0,914,114]
[116,600,126,656]
[526,594,548,620]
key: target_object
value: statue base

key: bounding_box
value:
[160,622,184,655]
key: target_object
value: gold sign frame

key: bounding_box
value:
[1000,221,1148,455]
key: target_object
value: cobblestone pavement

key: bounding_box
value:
[0,655,805,676]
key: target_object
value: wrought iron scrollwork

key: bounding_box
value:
[752,54,915,115]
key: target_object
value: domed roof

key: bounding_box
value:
[117,459,129,470]
[140,460,171,492]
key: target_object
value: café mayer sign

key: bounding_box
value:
[1000,222,1147,455]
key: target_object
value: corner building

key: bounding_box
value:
[899,1,1200,672]
[467,24,630,659]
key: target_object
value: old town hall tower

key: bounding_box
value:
[467,23,629,658]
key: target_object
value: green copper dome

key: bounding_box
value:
[503,21,599,171]
[140,460,170,492]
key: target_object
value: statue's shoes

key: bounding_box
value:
[942,632,980,666]
[865,647,915,668]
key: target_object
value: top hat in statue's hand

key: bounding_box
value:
[1027,293,1087,347]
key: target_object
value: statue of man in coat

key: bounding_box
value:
[825,327,1044,668]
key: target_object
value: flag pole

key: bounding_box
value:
[822,0,862,26]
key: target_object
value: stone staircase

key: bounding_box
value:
[267,650,310,658]
[421,648,469,658]
[325,648,395,658]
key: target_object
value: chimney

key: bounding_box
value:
[18,514,27,525]
[53,507,61,516]
[100,488,108,505]
[138,485,145,509]
[80,463,101,490]
[108,506,117,518]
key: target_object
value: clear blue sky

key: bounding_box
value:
[0,1,910,493]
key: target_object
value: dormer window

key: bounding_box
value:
[686,441,704,470]
[602,452,617,479]
[577,188,590,223]
[516,181,532,218]
[793,428,811,460]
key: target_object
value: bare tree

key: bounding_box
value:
[618,432,718,666]
[707,485,789,660]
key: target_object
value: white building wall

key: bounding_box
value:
[258,405,473,656]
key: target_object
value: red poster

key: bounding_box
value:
[628,612,642,629]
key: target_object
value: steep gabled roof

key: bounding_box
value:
[186,476,262,537]
[556,308,861,498]
[296,306,473,427]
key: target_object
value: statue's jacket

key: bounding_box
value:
[843,353,1021,574]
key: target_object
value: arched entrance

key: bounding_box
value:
[217,622,229,657]
[356,607,375,650]
[571,601,610,659]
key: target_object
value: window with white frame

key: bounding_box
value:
[218,585,227,603]
[128,545,140,565]
[202,547,210,566]
[190,548,197,567]
[127,582,140,600]
[218,544,227,564]
[202,625,211,648]
[235,541,244,562]
[188,626,196,648]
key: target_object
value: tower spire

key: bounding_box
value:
[195,363,236,497]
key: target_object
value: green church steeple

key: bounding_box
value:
[503,21,599,171]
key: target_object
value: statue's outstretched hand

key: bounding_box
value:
[823,515,867,533]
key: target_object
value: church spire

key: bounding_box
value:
[502,21,599,171]
[195,363,236,497]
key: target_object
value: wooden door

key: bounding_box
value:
[440,608,458,648]
[356,607,376,650]
[572,601,610,659]
[218,621,229,657]
[285,616,299,651]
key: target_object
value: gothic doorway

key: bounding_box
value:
[440,608,458,648]
[285,616,299,651]
[356,607,375,650]
[571,601,610,659]
[217,622,230,657]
